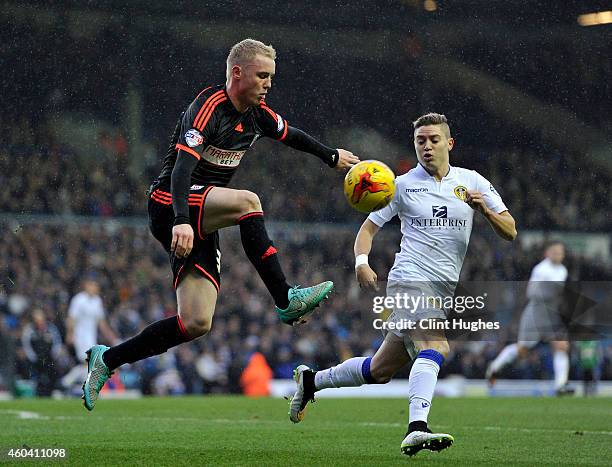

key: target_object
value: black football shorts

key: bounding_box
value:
[148,182,220,292]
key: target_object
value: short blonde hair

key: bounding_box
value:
[226,39,276,79]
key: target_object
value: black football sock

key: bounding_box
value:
[102,316,191,371]
[238,212,290,309]
[408,421,428,434]
[304,370,316,397]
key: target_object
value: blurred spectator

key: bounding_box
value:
[577,341,601,396]
[153,353,185,396]
[175,346,201,394]
[20,308,63,396]
[240,352,273,397]
[196,350,229,394]
[0,316,16,392]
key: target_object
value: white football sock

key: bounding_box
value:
[489,343,519,374]
[553,350,569,389]
[314,357,369,390]
[408,354,441,424]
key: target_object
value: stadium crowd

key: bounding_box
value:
[2,13,610,397]
[1,117,611,397]
[2,134,611,232]
[1,218,610,396]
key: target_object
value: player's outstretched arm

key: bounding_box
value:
[354,219,381,291]
[281,126,359,170]
[466,190,517,241]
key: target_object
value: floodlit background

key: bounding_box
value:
[1,0,611,399]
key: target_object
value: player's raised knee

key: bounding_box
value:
[239,190,262,215]
[183,316,212,338]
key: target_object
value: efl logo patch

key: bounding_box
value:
[185,129,203,147]
[432,206,448,218]
[276,114,285,133]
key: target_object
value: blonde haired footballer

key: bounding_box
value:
[289,113,517,457]
[81,38,360,411]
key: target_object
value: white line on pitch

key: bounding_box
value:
[5,411,611,437]
[0,410,49,420]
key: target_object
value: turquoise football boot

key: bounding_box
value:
[82,345,112,411]
[275,281,334,325]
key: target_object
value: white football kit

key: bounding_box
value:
[68,291,105,360]
[368,163,507,338]
[517,258,568,347]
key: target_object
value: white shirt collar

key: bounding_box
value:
[415,162,454,180]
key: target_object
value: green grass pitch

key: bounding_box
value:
[2,396,611,465]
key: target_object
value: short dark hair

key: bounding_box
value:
[544,240,564,251]
[413,112,451,137]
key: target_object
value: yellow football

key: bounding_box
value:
[343,160,396,213]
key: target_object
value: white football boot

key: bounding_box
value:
[400,430,454,456]
[288,365,316,423]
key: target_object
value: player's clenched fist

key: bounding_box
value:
[356,264,379,291]
[171,223,194,258]
[466,190,490,216]
[335,149,360,170]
